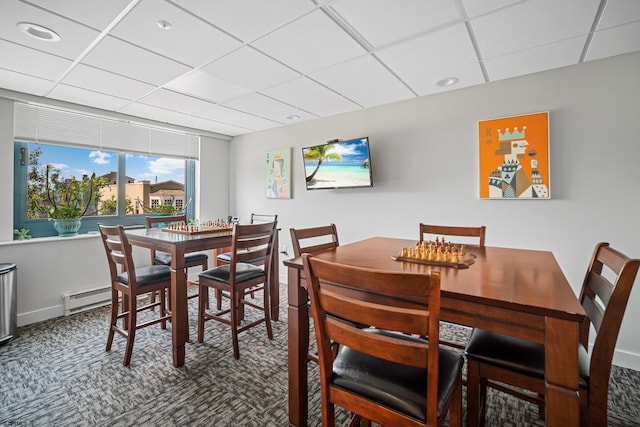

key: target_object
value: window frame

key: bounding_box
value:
[13,141,195,238]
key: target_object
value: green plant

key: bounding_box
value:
[36,166,108,219]
[13,228,32,240]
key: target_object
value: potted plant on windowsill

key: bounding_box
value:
[38,166,107,237]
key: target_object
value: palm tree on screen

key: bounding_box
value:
[303,144,343,182]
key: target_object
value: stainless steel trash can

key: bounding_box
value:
[0,263,18,345]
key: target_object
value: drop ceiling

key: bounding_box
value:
[1,0,638,137]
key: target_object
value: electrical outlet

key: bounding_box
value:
[279,244,288,254]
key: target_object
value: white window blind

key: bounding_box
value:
[14,102,199,160]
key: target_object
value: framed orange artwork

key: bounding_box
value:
[478,112,550,199]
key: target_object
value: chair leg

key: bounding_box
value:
[106,288,118,351]
[216,289,223,310]
[159,288,167,330]
[478,377,488,427]
[448,375,463,427]
[466,360,481,427]
[197,285,207,343]
[123,297,137,366]
[230,290,241,359]
[263,284,273,340]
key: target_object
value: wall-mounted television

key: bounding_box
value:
[302,137,373,190]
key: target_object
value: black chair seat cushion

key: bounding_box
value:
[465,328,590,389]
[199,263,264,284]
[216,251,266,264]
[116,265,171,287]
[155,252,209,266]
[332,328,464,422]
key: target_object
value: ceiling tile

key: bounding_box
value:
[165,70,252,103]
[48,84,131,111]
[586,20,640,61]
[81,35,191,85]
[262,76,361,117]
[347,81,416,108]
[62,64,156,100]
[138,88,216,114]
[0,39,72,81]
[110,0,241,68]
[222,93,317,123]
[202,46,300,91]
[0,0,101,60]
[172,0,316,42]
[23,0,133,31]
[118,102,185,123]
[329,0,461,48]
[309,54,400,95]
[402,62,485,96]
[0,68,56,96]
[460,0,522,19]
[252,9,366,74]
[598,0,640,30]
[195,105,282,131]
[471,0,600,59]
[170,115,250,136]
[376,23,477,79]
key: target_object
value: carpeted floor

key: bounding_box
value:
[1,282,639,426]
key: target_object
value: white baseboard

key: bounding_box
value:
[613,349,640,372]
[17,304,64,327]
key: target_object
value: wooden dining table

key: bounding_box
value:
[126,226,280,367]
[284,236,586,427]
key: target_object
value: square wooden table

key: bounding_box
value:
[126,227,279,367]
[284,236,585,427]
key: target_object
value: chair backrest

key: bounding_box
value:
[302,254,442,425]
[250,213,278,224]
[579,242,640,391]
[419,223,486,247]
[229,221,278,275]
[146,214,187,228]
[290,224,339,257]
[98,224,136,285]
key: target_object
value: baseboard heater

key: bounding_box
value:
[64,286,112,316]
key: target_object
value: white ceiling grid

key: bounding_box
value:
[0,0,638,137]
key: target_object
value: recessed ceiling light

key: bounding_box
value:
[17,22,60,42]
[286,115,300,120]
[434,76,459,87]
[157,20,172,30]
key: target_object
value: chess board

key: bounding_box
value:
[162,225,232,235]
[391,253,476,269]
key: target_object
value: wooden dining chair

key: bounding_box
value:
[98,224,172,366]
[302,254,463,427]
[290,224,340,364]
[464,242,640,427]
[146,214,209,307]
[290,223,339,258]
[419,223,486,248]
[419,223,486,350]
[191,221,278,359]
[213,213,278,310]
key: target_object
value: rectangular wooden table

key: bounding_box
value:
[126,227,280,367]
[284,237,585,427]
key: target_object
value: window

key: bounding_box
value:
[13,102,198,238]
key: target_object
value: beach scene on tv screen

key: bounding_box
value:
[303,138,372,189]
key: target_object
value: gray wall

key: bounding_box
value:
[230,52,640,370]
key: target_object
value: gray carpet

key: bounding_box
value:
[1,283,639,426]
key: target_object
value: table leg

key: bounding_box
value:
[288,267,309,427]
[545,316,580,427]
[171,250,188,368]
